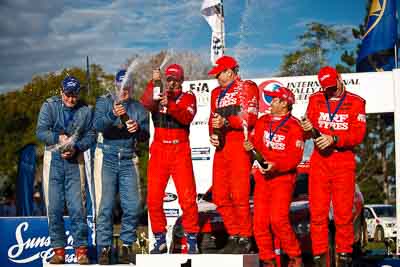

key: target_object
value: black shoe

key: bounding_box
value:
[219,235,239,254]
[260,259,276,267]
[336,252,352,267]
[119,245,135,264]
[98,247,111,265]
[233,237,252,254]
[150,233,168,254]
[313,254,327,267]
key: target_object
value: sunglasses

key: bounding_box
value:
[63,92,79,98]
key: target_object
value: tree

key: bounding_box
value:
[279,22,352,76]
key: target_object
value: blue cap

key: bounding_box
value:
[115,69,127,85]
[62,76,81,94]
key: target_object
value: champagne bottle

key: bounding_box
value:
[120,113,130,125]
[212,113,225,150]
[250,149,269,169]
[213,128,225,150]
[153,79,163,100]
[115,102,129,126]
[310,128,321,139]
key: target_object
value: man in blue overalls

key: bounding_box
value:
[93,69,149,264]
[37,76,95,264]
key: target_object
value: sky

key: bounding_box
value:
[0,0,378,93]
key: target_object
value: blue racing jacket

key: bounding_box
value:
[36,96,95,152]
[93,94,149,153]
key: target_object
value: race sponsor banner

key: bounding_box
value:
[0,216,95,267]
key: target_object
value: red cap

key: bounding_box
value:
[165,64,184,81]
[318,66,338,89]
[266,86,295,105]
[208,56,238,76]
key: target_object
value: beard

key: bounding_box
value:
[324,86,338,98]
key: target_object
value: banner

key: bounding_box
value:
[201,0,225,64]
[0,216,95,267]
[16,144,36,216]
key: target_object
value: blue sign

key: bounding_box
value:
[0,216,95,267]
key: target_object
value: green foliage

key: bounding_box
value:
[359,177,386,204]
[279,22,352,76]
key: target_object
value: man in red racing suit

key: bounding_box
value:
[208,56,259,254]
[244,86,304,267]
[301,66,366,266]
[140,64,199,254]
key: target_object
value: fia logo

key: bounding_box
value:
[189,82,209,93]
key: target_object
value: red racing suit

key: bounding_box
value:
[306,91,366,255]
[208,78,259,237]
[250,113,304,261]
[141,81,199,234]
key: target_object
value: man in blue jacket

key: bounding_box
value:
[36,76,95,264]
[93,69,149,264]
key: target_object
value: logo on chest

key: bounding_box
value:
[318,112,349,130]
[217,91,239,108]
[263,131,286,150]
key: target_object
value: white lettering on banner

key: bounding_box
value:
[7,222,78,264]
[263,132,286,150]
[285,78,359,103]
[318,112,349,130]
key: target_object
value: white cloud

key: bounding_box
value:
[0,0,205,92]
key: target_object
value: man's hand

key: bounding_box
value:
[259,161,274,174]
[159,95,168,106]
[243,140,254,152]
[152,69,161,81]
[113,103,127,117]
[212,113,225,129]
[61,147,76,159]
[300,116,313,132]
[126,120,139,133]
[59,134,68,144]
[315,134,334,150]
[210,134,220,147]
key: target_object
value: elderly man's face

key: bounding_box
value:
[61,91,79,107]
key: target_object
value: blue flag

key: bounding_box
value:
[356,0,398,72]
[16,144,36,216]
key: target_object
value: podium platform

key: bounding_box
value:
[138,254,259,267]
[43,254,260,267]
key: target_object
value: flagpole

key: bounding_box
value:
[221,0,225,56]
[86,56,90,96]
[395,43,398,69]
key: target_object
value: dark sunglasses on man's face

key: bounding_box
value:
[63,92,79,98]
[166,77,178,82]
